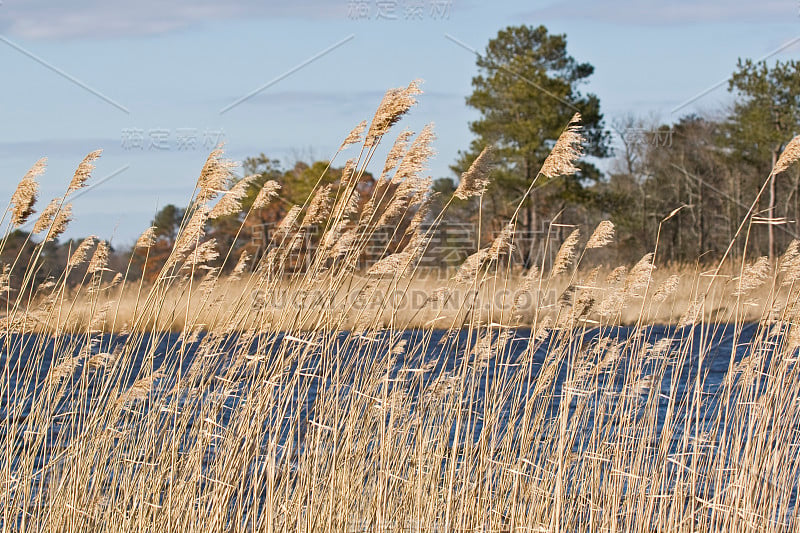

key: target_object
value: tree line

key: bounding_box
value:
[6,24,800,288]
[445,25,800,267]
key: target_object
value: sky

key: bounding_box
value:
[0,0,798,247]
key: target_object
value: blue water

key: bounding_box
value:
[0,322,796,527]
[0,322,772,455]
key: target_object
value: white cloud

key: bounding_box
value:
[0,137,117,158]
[0,0,346,40]
[525,0,795,25]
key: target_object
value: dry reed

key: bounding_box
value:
[0,85,798,533]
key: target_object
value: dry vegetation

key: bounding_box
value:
[1,82,800,531]
[39,263,794,333]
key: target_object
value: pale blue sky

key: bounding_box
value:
[0,0,798,246]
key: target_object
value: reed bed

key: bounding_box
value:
[43,264,789,333]
[0,82,799,532]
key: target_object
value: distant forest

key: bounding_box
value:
[6,25,800,288]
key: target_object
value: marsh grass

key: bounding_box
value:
[0,83,799,532]
[36,263,788,334]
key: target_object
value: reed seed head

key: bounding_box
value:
[380,129,415,181]
[454,146,493,200]
[624,253,654,297]
[393,124,436,183]
[67,150,102,194]
[453,249,489,284]
[275,206,302,240]
[195,146,236,206]
[87,241,110,274]
[11,158,45,227]
[209,175,256,220]
[367,251,412,277]
[175,206,209,255]
[69,235,98,268]
[135,227,157,249]
[365,80,422,147]
[775,135,800,175]
[340,119,367,150]
[252,180,282,210]
[586,220,614,249]
[32,197,60,234]
[488,223,514,262]
[233,250,251,276]
[540,113,584,179]
[552,228,580,276]
[734,256,771,296]
[653,274,680,302]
